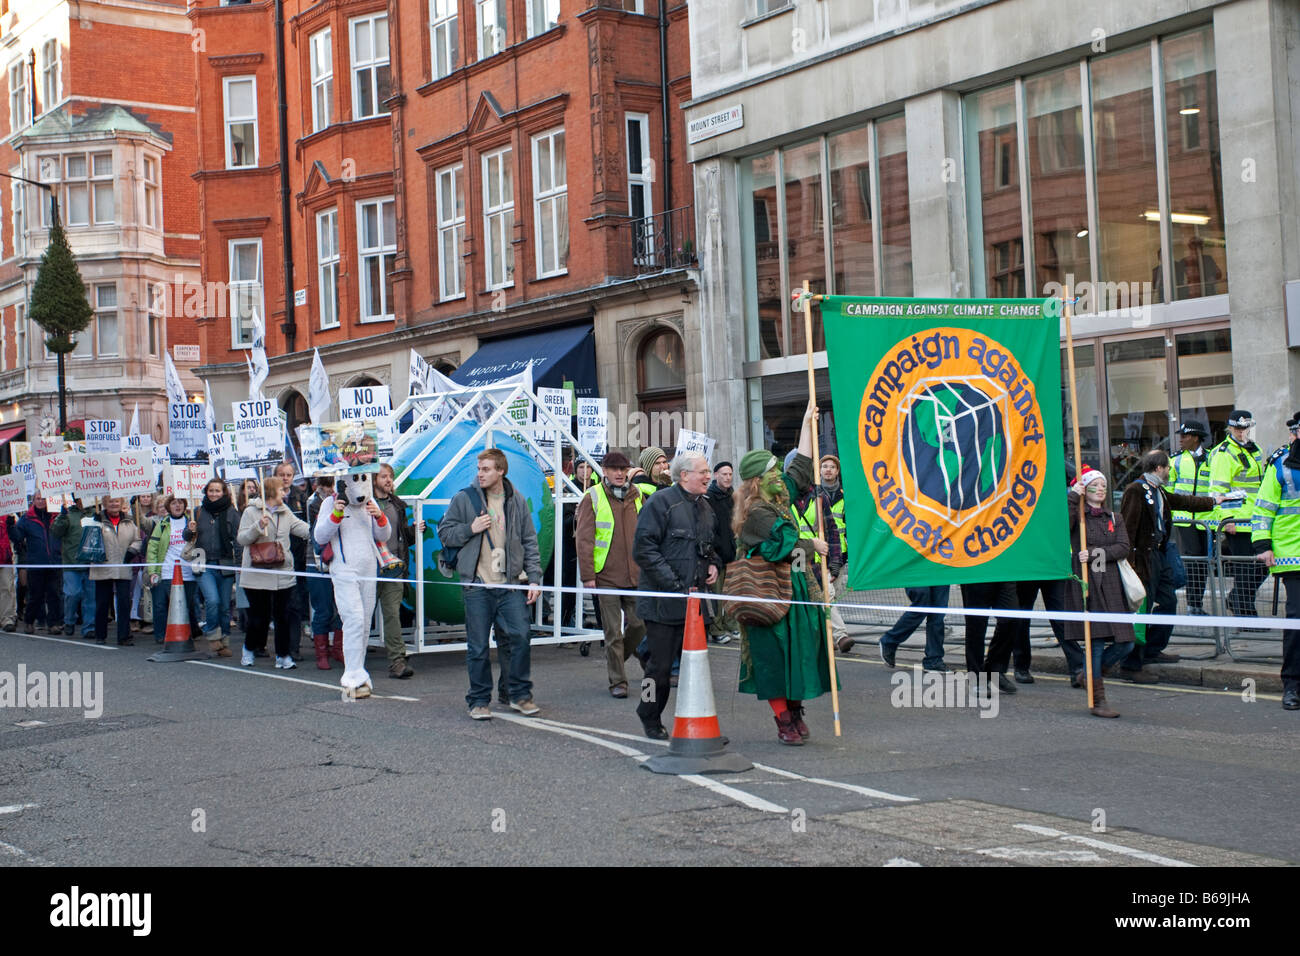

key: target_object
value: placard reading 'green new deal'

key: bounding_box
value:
[822,297,1069,588]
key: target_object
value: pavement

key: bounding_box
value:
[0,623,1296,866]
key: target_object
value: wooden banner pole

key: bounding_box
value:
[1063,287,1095,710]
[802,281,842,737]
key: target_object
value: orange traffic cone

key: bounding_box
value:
[642,596,751,775]
[147,565,206,662]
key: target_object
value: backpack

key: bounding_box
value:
[439,486,487,576]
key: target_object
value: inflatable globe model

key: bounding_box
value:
[900,381,1006,514]
[389,422,554,624]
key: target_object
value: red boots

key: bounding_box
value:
[329,629,345,664]
[313,634,331,670]
[787,701,811,739]
[774,710,803,745]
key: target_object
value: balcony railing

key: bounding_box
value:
[611,205,696,278]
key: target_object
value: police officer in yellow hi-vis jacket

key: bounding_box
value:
[575,450,646,699]
[1251,412,1300,711]
[1209,409,1267,623]
[1170,420,1214,614]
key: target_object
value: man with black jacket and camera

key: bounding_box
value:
[632,451,719,740]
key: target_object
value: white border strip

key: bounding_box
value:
[187,660,420,702]
[1014,823,1195,867]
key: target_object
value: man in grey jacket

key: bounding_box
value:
[438,448,542,720]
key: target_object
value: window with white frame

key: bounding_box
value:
[532,128,567,277]
[356,197,396,321]
[40,39,58,113]
[309,28,333,132]
[10,180,22,258]
[350,14,391,119]
[9,59,27,131]
[526,0,559,37]
[64,152,115,227]
[626,112,654,263]
[482,147,514,289]
[147,285,162,356]
[142,155,161,229]
[229,238,263,347]
[223,76,258,168]
[94,284,118,356]
[316,208,340,329]
[477,0,507,59]
[622,0,643,11]
[430,0,459,80]
[15,303,26,367]
[435,164,465,300]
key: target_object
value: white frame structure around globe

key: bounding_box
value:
[387,382,605,655]
[898,375,1012,524]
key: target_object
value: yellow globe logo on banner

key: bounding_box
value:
[857,327,1049,567]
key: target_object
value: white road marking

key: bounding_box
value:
[0,839,39,862]
[0,803,38,815]
[1013,823,1195,867]
[884,857,923,867]
[15,720,45,728]
[751,761,918,804]
[495,713,789,814]
[976,845,1103,863]
[1,632,117,650]
[526,715,920,805]
[186,660,419,701]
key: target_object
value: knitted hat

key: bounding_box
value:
[820,454,841,472]
[1076,464,1105,489]
[639,447,667,476]
[739,449,778,481]
[783,449,798,471]
[713,460,733,473]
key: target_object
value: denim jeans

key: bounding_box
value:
[63,569,96,636]
[152,579,201,642]
[880,586,950,669]
[463,584,532,707]
[196,568,234,637]
[1094,638,1136,676]
[306,568,341,634]
[1124,545,1177,671]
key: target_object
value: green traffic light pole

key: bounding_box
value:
[0,171,64,433]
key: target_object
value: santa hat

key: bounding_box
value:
[1076,464,1105,489]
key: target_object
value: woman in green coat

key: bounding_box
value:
[733,402,835,745]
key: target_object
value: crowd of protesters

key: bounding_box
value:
[4,402,1294,743]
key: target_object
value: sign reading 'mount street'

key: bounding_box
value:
[823,297,1068,588]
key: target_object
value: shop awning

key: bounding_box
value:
[449,323,597,398]
[0,425,24,449]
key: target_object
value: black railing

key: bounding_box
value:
[613,205,696,277]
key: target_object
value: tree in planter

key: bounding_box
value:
[29,218,92,433]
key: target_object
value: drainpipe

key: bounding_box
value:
[658,0,671,212]
[274,0,296,353]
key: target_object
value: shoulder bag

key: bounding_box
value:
[724,553,792,627]
[248,507,286,569]
[1117,558,1146,612]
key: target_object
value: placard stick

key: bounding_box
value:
[802,280,842,737]
[1063,286,1095,711]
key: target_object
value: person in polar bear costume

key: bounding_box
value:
[313,470,389,698]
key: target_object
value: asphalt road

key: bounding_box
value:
[0,628,1295,866]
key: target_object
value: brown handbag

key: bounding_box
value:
[724,554,792,627]
[249,508,285,568]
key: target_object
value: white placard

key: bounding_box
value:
[232,399,284,467]
[221,424,256,481]
[34,454,76,498]
[339,386,394,457]
[674,429,716,465]
[83,419,122,454]
[11,441,34,496]
[36,436,64,457]
[151,441,170,483]
[163,463,211,502]
[687,104,743,144]
[72,453,114,499]
[110,451,154,497]
[173,344,200,362]
[536,387,570,444]
[576,398,608,459]
[0,474,27,514]
[168,402,209,465]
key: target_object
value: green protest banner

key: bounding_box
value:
[822,296,1069,588]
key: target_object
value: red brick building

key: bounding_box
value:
[193,0,697,449]
[0,0,202,448]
